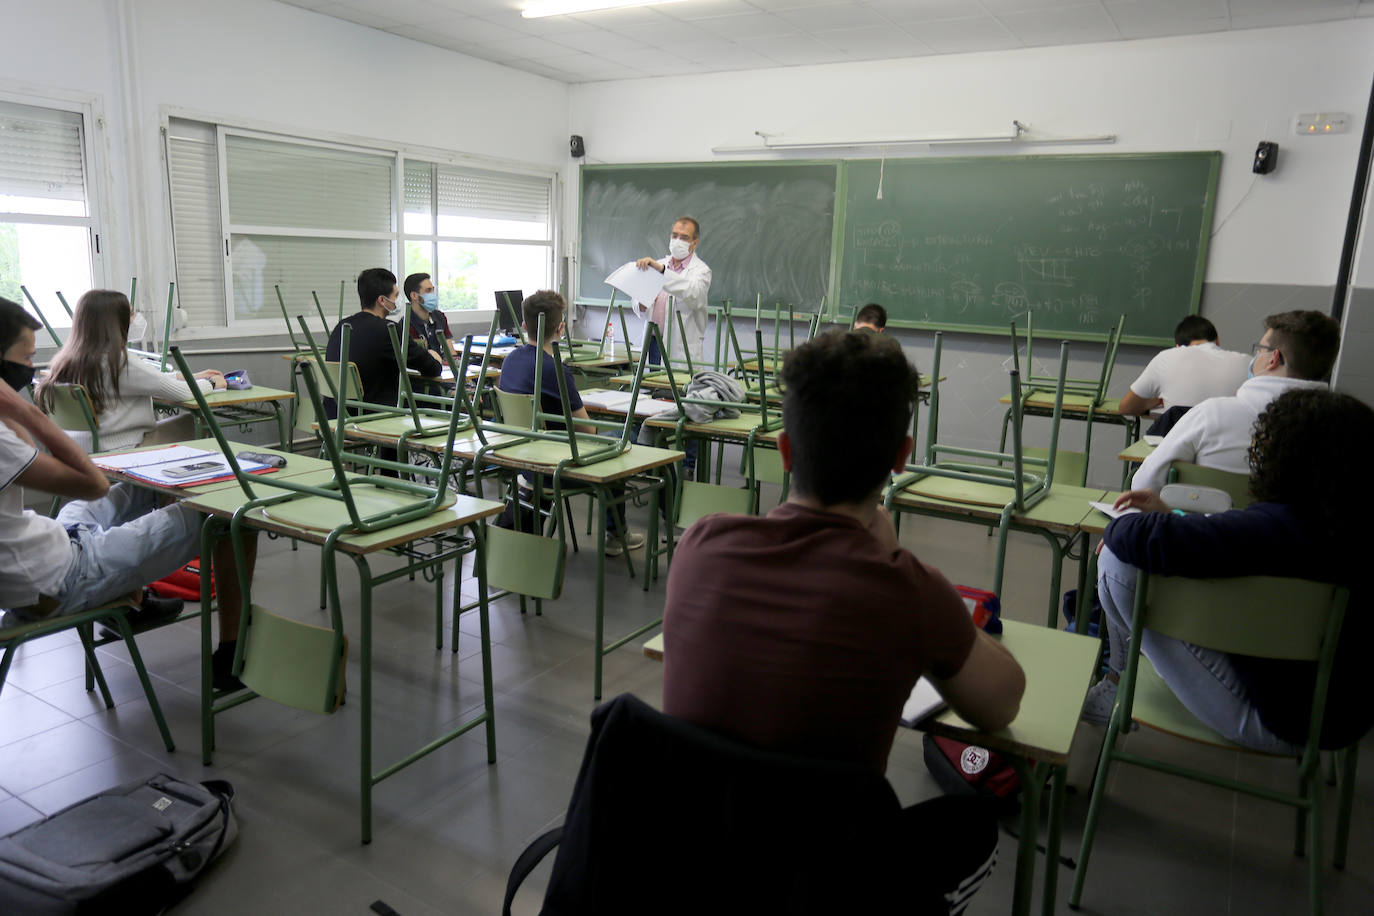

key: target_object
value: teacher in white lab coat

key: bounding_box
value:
[636,216,711,367]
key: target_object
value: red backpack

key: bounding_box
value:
[148,557,212,602]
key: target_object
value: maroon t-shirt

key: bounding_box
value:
[663,502,977,773]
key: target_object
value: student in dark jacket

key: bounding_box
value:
[323,267,440,419]
[1083,388,1373,752]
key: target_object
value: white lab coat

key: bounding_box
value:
[637,253,712,365]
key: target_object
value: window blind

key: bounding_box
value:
[166,120,226,327]
[0,100,87,213]
[225,134,392,233]
[437,167,549,227]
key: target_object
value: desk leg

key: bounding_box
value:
[271,401,289,451]
[594,483,607,701]
[1009,757,1042,916]
[474,524,497,759]
[1037,531,1066,629]
[199,516,219,766]
[1042,766,1067,916]
[348,550,375,845]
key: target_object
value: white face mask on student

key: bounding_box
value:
[668,237,691,261]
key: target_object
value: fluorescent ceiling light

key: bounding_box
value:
[522,0,687,19]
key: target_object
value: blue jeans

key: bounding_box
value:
[51,484,201,616]
[1097,546,1301,754]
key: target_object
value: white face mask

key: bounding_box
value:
[129,313,148,342]
[668,237,691,261]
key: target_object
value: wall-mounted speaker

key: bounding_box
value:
[1253,141,1278,174]
[570,134,586,158]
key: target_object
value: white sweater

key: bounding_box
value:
[61,357,212,452]
[1131,374,1329,492]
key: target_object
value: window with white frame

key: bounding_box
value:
[402,161,553,313]
[0,98,102,336]
[166,117,555,335]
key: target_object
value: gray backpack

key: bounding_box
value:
[0,773,237,915]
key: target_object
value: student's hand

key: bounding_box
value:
[428,349,443,364]
[866,505,900,553]
[1113,488,1168,513]
[636,257,663,272]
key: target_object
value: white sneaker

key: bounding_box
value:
[1080,679,1118,726]
[604,529,646,556]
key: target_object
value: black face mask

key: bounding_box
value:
[0,360,36,391]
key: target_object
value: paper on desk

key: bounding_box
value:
[124,457,268,486]
[1143,435,1165,446]
[1089,501,1141,520]
[604,261,665,309]
[93,445,218,471]
[900,678,946,727]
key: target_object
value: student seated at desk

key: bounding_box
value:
[1118,316,1250,425]
[1130,310,1340,492]
[1086,388,1373,751]
[852,301,887,334]
[0,299,254,691]
[324,267,441,419]
[35,289,227,450]
[663,330,1026,915]
[499,290,645,557]
[403,272,452,359]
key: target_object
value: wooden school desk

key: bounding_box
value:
[407,432,684,700]
[157,385,296,451]
[888,479,1107,628]
[183,471,503,844]
[642,621,1099,916]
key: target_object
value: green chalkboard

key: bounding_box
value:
[839,153,1219,343]
[578,162,838,311]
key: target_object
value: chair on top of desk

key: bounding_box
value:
[885,329,1069,599]
[1070,573,1358,916]
[999,311,1126,486]
[647,322,783,527]
[170,327,476,716]
[467,312,666,605]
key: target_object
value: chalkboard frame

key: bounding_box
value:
[837,151,1221,346]
[576,160,843,313]
[575,152,1220,347]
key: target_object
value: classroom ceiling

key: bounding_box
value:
[279,0,1374,84]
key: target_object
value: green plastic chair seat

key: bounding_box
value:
[1130,655,1251,749]
[240,604,346,714]
[346,414,454,438]
[260,484,458,532]
[899,474,1024,509]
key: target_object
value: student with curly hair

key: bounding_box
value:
[1084,388,1374,752]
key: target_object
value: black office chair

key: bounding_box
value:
[503,693,945,916]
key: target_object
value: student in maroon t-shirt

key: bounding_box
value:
[663,329,1025,915]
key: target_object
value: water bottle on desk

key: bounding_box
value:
[600,318,614,359]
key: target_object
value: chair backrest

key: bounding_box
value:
[539,693,906,915]
[1141,574,1346,661]
[494,387,535,430]
[1167,461,1252,509]
[42,383,101,452]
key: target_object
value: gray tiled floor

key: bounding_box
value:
[1,487,1371,914]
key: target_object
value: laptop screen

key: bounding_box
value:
[494,291,522,332]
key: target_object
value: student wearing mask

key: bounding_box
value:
[324,267,441,419]
[1117,315,1250,419]
[403,272,452,359]
[1,297,253,689]
[1129,310,1340,493]
[36,289,226,451]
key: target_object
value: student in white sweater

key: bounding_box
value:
[1131,310,1341,493]
[36,290,226,451]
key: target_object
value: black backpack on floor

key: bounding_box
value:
[0,773,237,915]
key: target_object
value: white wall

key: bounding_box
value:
[1,0,571,331]
[568,19,1374,288]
